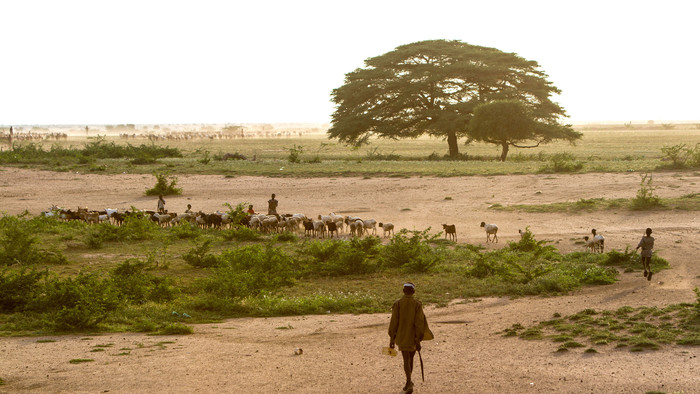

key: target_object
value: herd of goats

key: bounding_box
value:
[39,206,606,251]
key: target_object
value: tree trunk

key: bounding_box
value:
[500,142,509,162]
[447,131,459,157]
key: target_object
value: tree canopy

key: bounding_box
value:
[469,100,582,161]
[328,39,571,157]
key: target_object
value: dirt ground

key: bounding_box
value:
[1,168,700,393]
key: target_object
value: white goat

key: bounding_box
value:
[480,222,499,243]
[591,229,605,253]
[379,222,394,238]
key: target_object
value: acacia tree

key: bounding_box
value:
[329,39,570,157]
[469,100,582,161]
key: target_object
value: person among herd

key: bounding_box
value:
[184,204,192,213]
[637,227,655,281]
[247,204,255,215]
[388,282,431,393]
[267,193,278,216]
[157,195,166,214]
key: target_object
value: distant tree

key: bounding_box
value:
[468,100,581,161]
[329,39,569,157]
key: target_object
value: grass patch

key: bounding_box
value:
[508,288,700,351]
[69,358,94,364]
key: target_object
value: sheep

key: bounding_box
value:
[379,222,395,238]
[591,229,605,253]
[362,218,378,235]
[583,236,597,253]
[312,220,326,238]
[349,219,364,237]
[480,222,498,243]
[442,224,457,242]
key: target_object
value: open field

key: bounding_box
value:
[2,128,700,177]
[1,157,700,392]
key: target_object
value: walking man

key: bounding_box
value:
[636,227,655,281]
[389,282,428,393]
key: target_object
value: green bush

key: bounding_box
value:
[221,226,262,242]
[0,216,68,266]
[202,243,297,298]
[145,172,182,196]
[168,221,200,239]
[0,267,48,312]
[541,153,583,173]
[182,240,220,268]
[34,272,121,331]
[110,259,177,304]
[382,229,441,272]
[630,173,662,210]
[118,213,160,241]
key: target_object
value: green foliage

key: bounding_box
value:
[0,215,68,266]
[631,173,662,210]
[300,237,381,276]
[469,100,581,161]
[540,152,584,173]
[222,202,250,227]
[168,221,200,239]
[287,144,304,163]
[660,143,688,167]
[202,243,297,298]
[381,229,441,273]
[0,138,181,166]
[221,226,262,242]
[119,212,160,241]
[145,172,182,196]
[0,267,48,312]
[182,240,220,268]
[329,39,570,157]
[35,272,121,331]
[110,259,177,304]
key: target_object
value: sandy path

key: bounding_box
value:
[1,168,700,393]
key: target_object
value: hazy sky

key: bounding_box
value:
[1,1,697,125]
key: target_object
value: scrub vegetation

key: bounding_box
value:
[0,217,667,335]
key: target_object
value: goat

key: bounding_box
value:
[591,229,605,253]
[327,221,338,238]
[480,222,498,243]
[442,224,457,242]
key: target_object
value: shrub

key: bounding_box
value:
[221,226,262,242]
[287,144,303,163]
[631,173,662,210]
[118,212,160,241]
[0,267,48,312]
[182,240,220,268]
[168,221,200,239]
[660,143,688,167]
[382,229,441,272]
[0,215,68,266]
[541,152,583,173]
[34,272,121,331]
[145,172,182,196]
[110,259,177,304]
[202,243,297,298]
